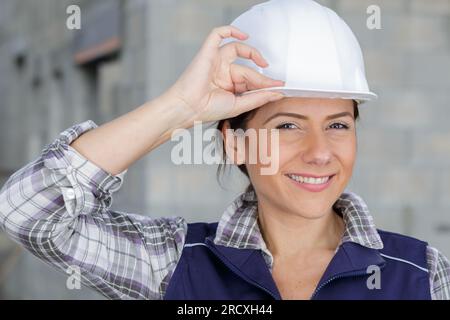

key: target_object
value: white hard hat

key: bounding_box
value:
[224,0,377,104]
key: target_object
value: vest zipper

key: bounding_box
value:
[205,244,280,300]
[310,261,386,300]
[310,271,368,299]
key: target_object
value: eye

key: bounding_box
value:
[276,122,298,130]
[329,122,349,130]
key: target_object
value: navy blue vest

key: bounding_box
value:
[164,222,431,300]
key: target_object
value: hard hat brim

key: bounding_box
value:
[239,87,378,104]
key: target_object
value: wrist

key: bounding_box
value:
[145,91,197,130]
[137,91,199,150]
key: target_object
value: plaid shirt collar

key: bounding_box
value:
[214,191,384,267]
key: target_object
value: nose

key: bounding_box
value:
[301,131,332,166]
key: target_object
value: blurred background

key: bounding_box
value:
[0,0,449,299]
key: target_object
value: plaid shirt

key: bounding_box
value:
[1,120,449,300]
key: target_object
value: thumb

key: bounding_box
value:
[233,91,285,116]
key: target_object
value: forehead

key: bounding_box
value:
[252,97,354,121]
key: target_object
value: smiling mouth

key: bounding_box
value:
[285,174,335,185]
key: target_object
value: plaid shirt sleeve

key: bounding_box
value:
[427,246,450,300]
[0,120,187,300]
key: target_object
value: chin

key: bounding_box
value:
[292,204,333,220]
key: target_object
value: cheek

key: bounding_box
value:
[244,130,282,169]
[333,138,357,182]
[245,135,285,190]
[274,143,299,173]
[338,138,357,167]
[246,164,284,201]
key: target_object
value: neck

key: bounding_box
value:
[257,198,344,258]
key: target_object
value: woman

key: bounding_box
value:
[1,0,449,300]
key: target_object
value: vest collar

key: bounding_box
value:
[205,237,282,299]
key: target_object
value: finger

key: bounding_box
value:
[202,25,248,52]
[233,80,249,95]
[230,64,285,93]
[220,41,268,68]
[233,91,285,116]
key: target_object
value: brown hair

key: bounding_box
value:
[216,100,360,193]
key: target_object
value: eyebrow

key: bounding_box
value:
[263,111,354,124]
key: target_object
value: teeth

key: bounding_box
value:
[288,174,330,184]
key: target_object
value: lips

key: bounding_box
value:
[285,173,336,192]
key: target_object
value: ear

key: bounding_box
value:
[221,121,246,166]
